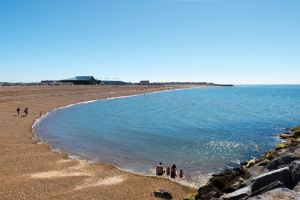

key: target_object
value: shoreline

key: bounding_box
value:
[31,86,204,189]
[0,84,199,199]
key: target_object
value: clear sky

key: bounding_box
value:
[0,0,299,84]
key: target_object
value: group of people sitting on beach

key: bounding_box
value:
[156,162,183,179]
[16,107,29,116]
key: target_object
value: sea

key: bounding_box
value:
[33,85,300,187]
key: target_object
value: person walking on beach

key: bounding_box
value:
[156,162,164,176]
[171,164,177,178]
[16,107,20,115]
[24,107,28,116]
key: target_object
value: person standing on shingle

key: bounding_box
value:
[16,107,20,115]
[24,107,28,116]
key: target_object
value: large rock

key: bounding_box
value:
[195,184,222,200]
[289,160,300,186]
[265,153,300,170]
[249,181,286,197]
[248,188,300,200]
[210,168,248,191]
[251,167,293,192]
[221,186,251,200]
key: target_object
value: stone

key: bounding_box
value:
[246,159,256,168]
[279,133,292,139]
[196,184,222,200]
[210,168,243,190]
[249,180,286,197]
[221,186,251,200]
[265,153,300,170]
[251,167,294,192]
[275,143,288,151]
[289,160,300,185]
[223,177,245,193]
[248,188,300,200]
[257,159,270,166]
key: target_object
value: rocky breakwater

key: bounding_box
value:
[195,126,300,200]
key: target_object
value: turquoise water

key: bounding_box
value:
[34,85,300,187]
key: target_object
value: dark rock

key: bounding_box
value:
[265,153,300,170]
[221,186,251,200]
[289,160,300,186]
[154,191,172,199]
[249,180,286,197]
[223,178,245,193]
[279,133,292,139]
[196,184,222,200]
[251,166,294,192]
[240,161,247,166]
[248,188,300,200]
[210,168,248,191]
[257,159,270,166]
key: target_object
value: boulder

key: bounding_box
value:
[257,159,270,166]
[249,180,286,197]
[209,168,249,191]
[279,133,292,139]
[221,186,251,200]
[289,160,300,185]
[248,188,300,200]
[265,153,300,170]
[275,143,288,150]
[195,184,222,200]
[251,167,293,192]
[246,159,256,168]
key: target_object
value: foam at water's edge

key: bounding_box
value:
[31,86,202,188]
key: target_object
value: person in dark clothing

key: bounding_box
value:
[24,107,28,116]
[171,164,177,178]
[179,169,184,178]
[16,107,20,115]
[166,167,170,176]
[156,162,164,176]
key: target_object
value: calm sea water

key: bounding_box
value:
[34,85,300,187]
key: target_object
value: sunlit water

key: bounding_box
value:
[34,85,300,187]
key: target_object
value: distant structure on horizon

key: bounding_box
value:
[139,80,150,85]
[1,76,234,87]
[58,76,128,85]
[60,76,98,85]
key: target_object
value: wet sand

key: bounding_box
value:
[0,85,197,200]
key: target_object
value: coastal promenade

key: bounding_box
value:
[0,85,196,200]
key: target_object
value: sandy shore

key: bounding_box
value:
[0,85,198,200]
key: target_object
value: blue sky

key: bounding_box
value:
[0,0,299,84]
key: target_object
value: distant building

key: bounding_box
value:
[100,80,128,85]
[139,80,150,85]
[60,76,98,85]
